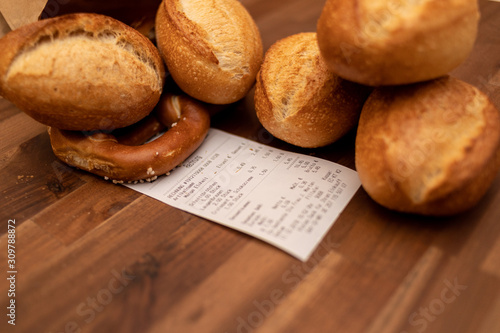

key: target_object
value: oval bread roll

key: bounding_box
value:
[317,0,480,86]
[254,32,371,148]
[0,13,165,131]
[155,0,263,104]
[355,76,500,216]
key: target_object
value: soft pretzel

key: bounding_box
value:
[48,94,210,183]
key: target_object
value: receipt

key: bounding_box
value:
[127,129,361,261]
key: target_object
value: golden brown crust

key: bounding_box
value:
[355,76,500,215]
[0,13,165,131]
[155,0,263,104]
[254,32,372,148]
[48,94,210,183]
[316,0,480,86]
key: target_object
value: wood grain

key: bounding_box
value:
[1,1,500,333]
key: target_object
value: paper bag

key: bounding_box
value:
[0,0,47,36]
[0,0,161,38]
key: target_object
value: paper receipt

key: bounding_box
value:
[126,128,361,261]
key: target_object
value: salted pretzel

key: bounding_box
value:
[48,93,211,183]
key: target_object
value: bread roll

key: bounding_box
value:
[254,32,371,148]
[355,76,500,216]
[317,0,479,86]
[155,0,263,104]
[0,13,165,131]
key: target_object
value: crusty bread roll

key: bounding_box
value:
[355,76,500,216]
[155,0,263,104]
[254,32,372,148]
[0,13,165,131]
[316,0,480,86]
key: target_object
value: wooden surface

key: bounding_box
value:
[1,1,500,332]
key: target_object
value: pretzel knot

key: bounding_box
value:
[48,93,211,183]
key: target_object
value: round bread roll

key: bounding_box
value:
[0,13,165,131]
[155,0,263,104]
[316,0,480,86]
[254,32,372,148]
[355,76,500,216]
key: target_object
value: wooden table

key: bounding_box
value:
[1,1,500,332]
